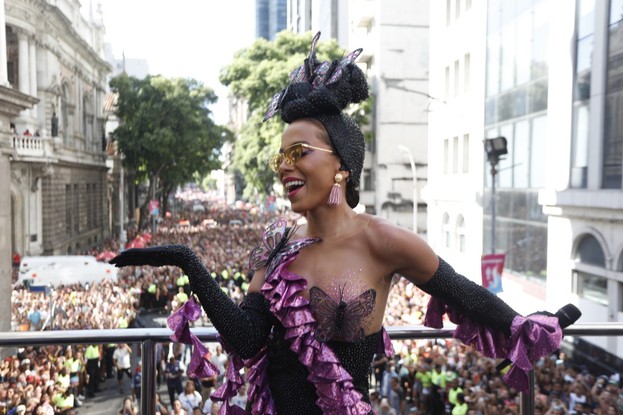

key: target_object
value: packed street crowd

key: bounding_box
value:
[5,194,621,415]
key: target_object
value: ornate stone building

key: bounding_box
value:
[2,0,111,273]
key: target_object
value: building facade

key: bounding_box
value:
[256,0,288,40]
[429,0,623,367]
[286,0,349,47]
[5,0,111,261]
[349,0,430,234]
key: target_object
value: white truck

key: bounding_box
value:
[15,255,118,290]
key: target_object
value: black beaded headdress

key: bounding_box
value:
[263,32,369,208]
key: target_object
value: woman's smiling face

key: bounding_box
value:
[278,119,343,213]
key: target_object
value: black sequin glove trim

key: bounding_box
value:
[112,245,272,358]
[418,257,519,335]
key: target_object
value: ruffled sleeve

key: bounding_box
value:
[424,297,562,392]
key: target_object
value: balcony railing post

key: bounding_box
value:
[141,339,156,415]
[520,369,535,415]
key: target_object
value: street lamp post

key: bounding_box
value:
[398,145,417,233]
[483,137,508,254]
[119,153,126,251]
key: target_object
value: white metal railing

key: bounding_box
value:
[0,323,619,415]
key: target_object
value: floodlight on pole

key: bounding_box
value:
[483,136,508,254]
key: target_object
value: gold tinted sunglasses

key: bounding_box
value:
[269,143,333,173]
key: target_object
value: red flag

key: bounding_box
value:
[481,253,505,294]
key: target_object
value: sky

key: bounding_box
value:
[90,0,256,125]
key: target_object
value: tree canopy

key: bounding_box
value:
[110,74,225,216]
[219,31,369,199]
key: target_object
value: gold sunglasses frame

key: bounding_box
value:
[269,143,333,173]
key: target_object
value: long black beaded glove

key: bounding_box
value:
[417,257,519,335]
[111,245,273,358]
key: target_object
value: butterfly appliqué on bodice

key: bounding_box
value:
[249,219,319,277]
[309,286,376,343]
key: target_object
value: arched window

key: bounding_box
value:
[573,234,607,306]
[456,215,466,252]
[442,213,451,248]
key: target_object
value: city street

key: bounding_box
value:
[76,312,166,415]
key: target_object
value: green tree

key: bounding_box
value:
[219,31,370,200]
[110,74,225,227]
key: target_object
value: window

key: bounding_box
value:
[86,184,92,229]
[65,185,71,235]
[456,215,466,252]
[462,134,470,174]
[572,234,608,305]
[444,138,450,174]
[442,213,451,248]
[571,0,595,188]
[453,136,459,173]
[73,184,79,234]
[576,234,606,266]
[602,0,623,188]
[531,116,547,188]
[454,60,460,97]
[363,168,374,191]
[575,271,608,305]
[445,66,450,99]
[464,53,471,94]
[514,120,529,188]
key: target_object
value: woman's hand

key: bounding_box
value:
[110,245,193,269]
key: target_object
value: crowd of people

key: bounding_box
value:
[4,197,620,414]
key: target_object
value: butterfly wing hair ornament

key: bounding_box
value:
[262,31,370,209]
[263,31,365,123]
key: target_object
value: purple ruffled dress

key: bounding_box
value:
[211,237,395,414]
[168,220,562,414]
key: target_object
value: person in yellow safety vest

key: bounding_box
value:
[176,287,189,305]
[58,367,71,391]
[452,393,469,415]
[431,365,448,389]
[415,363,433,395]
[85,344,100,397]
[447,375,463,407]
[147,282,157,309]
[182,274,190,296]
[52,383,75,411]
[176,274,190,296]
[118,315,129,329]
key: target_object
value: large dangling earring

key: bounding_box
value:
[328,173,343,206]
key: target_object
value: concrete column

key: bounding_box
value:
[0,0,9,86]
[17,33,29,95]
[29,41,37,120]
[0,155,12,332]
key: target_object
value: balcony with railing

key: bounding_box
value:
[12,134,46,157]
[0,323,617,415]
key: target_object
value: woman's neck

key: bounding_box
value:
[304,205,357,240]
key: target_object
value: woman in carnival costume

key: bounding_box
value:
[112,32,573,414]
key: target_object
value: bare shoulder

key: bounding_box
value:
[359,214,439,284]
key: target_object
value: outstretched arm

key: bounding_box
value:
[111,245,272,358]
[368,219,519,333]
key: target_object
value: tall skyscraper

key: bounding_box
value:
[256,0,287,40]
